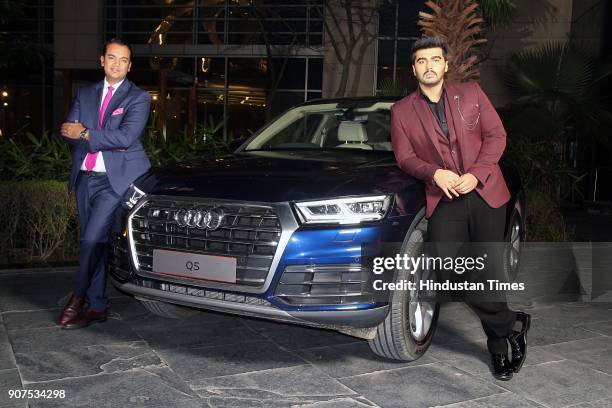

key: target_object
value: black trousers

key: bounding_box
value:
[428,191,516,354]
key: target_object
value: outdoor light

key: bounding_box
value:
[201,57,210,73]
[1,91,7,97]
[2,102,7,107]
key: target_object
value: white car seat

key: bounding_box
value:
[336,122,373,150]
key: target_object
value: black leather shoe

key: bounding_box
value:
[509,311,531,373]
[62,309,107,330]
[491,354,514,381]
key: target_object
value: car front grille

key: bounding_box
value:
[108,236,133,282]
[275,264,376,306]
[134,277,274,307]
[129,197,282,288]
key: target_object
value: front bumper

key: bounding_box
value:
[110,196,414,330]
[109,222,393,330]
[111,278,389,329]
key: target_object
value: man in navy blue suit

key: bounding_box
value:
[59,38,151,329]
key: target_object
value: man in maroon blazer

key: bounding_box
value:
[390,36,530,381]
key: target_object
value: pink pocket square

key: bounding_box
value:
[111,108,124,116]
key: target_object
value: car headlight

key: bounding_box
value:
[294,195,391,224]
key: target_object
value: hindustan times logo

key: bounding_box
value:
[372,253,487,275]
[372,279,525,291]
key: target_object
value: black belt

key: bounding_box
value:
[79,170,107,177]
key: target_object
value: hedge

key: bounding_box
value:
[0,180,79,265]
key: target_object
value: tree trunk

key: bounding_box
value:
[335,44,354,97]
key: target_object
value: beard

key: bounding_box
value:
[418,71,444,86]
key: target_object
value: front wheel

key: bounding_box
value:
[368,228,440,361]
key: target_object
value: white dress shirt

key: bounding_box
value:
[80,78,125,172]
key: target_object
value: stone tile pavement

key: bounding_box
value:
[0,265,610,408]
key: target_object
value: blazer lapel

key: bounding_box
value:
[412,97,444,162]
[444,83,468,166]
[100,80,132,128]
[89,81,104,129]
[444,89,459,140]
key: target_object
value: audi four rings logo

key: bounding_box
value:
[174,208,225,230]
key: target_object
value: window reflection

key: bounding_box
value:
[106,0,323,46]
[376,0,425,95]
[104,0,324,138]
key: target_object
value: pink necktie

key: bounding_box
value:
[85,85,114,171]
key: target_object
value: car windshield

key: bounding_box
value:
[243,102,394,152]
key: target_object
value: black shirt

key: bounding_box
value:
[421,89,450,139]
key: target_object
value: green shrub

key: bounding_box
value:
[0,116,235,182]
[0,132,71,181]
[143,116,233,167]
[502,107,575,241]
[524,189,574,242]
[0,180,78,264]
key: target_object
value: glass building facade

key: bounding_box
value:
[0,0,430,139]
[375,0,426,95]
[102,0,325,139]
[0,0,54,137]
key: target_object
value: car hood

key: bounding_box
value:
[143,150,417,202]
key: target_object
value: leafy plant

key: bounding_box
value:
[476,0,516,28]
[523,189,574,242]
[502,107,563,192]
[504,41,612,141]
[502,40,612,240]
[0,114,235,181]
[504,41,612,198]
[0,132,72,181]
[143,115,233,167]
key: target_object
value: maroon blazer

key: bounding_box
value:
[391,81,511,218]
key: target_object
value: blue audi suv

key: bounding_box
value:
[109,96,525,361]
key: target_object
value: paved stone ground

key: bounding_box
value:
[0,256,611,408]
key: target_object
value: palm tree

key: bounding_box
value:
[417,0,516,82]
[504,41,612,138]
[476,0,517,28]
[503,41,612,199]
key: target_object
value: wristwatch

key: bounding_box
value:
[79,128,89,141]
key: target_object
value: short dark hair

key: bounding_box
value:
[411,36,449,64]
[101,38,133,60]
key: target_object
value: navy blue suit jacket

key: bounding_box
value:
[64,79,151,196]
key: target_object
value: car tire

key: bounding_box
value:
[368,228,440,361]
[139,299,201,319]
[503,201,524,282]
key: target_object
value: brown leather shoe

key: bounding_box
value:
[62,309,107,330]
[59,295,85,326]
